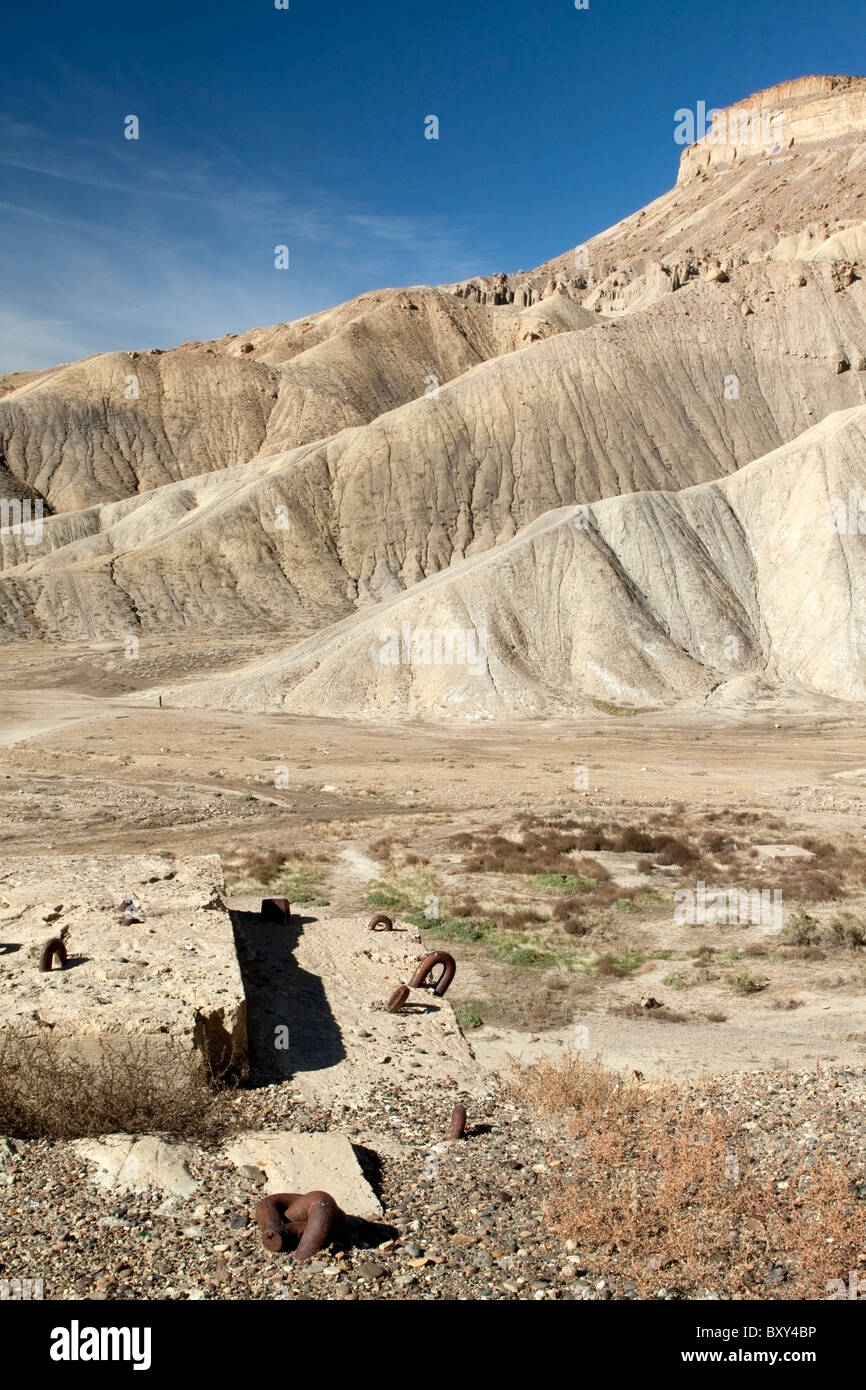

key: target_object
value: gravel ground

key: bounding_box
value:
[1,1065,864,1302]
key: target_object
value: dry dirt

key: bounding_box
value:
[2,640,864,1082]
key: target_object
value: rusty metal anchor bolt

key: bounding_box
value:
[449,1104,467,1140]
[367,913,393,932]
[387,984,410,1014]
[38,938,67,972]
[261,898,291,926]
[407,951,456,997]
[255,1190,346,1261]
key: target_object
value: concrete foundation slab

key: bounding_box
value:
[0,854,247,1076]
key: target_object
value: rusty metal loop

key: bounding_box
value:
[255,1190,346,1261]
[38,938,67,972]
[367,913,394,932]
[407,951,456,997]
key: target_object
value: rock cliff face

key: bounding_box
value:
[677,75,866,183]
[2,76,866,716]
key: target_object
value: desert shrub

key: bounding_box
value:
[229,847,303,885]
[781,910,821,946]
[365,884,406,909]
[794,869,844,902]
[595,953,626,977]
[561,919,591,937]
[574,856,610,881]
[702,831,733,853]
[450,897,481,918]
[493,908,546,930]
[636,857,654,875]
[553,896,585,920]
[0,1032,230,1141]
[492,940,558,968]
[729,970,768,995]
[615,1002,689,1022]
[826,914,865,950]
[368,835,395,860]
[615,827,656,853]
[535,873,584,894]
[516,1053,866,1299]
[656,838,698,867]
[509,1051,661,1121]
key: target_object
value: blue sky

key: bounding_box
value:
[1,0,863,370]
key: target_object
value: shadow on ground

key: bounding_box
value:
[231,909,345,1085]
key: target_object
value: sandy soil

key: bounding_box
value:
[1,641,865,1081]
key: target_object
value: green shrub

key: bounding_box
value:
[781,910,821,946]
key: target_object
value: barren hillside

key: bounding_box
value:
[2,75,865,717]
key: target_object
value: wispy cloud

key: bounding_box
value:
[0,111,483,369]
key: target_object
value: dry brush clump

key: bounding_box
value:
[0,1030,232,1141]
[512,1054,865,1299]
[452,814,711,882]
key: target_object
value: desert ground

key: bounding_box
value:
[2,641,866,1303]
[3,74,866,1305]
[3,639,865,1080]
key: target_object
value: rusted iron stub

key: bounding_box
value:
[262,898,291,926]
[386,984,410,1014]
[449,1103,467,1140]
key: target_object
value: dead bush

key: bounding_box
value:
[0,1031,231,1141]
[827,913,866,950]
[509,1051,664,1124]
[562,918,591,936]
[780,910,820,946]
[655,838,698,867]
[518,1054,866,1298]
[552,896,585,920]
[230,847,305,885]
[574,857,610,880]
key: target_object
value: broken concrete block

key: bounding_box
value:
[72,1134,200,1199]
[224,1132,381,1218]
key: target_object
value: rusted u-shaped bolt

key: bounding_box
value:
[408,951,456,997]
[255,1191,346,1261]
[38,938,67,972]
